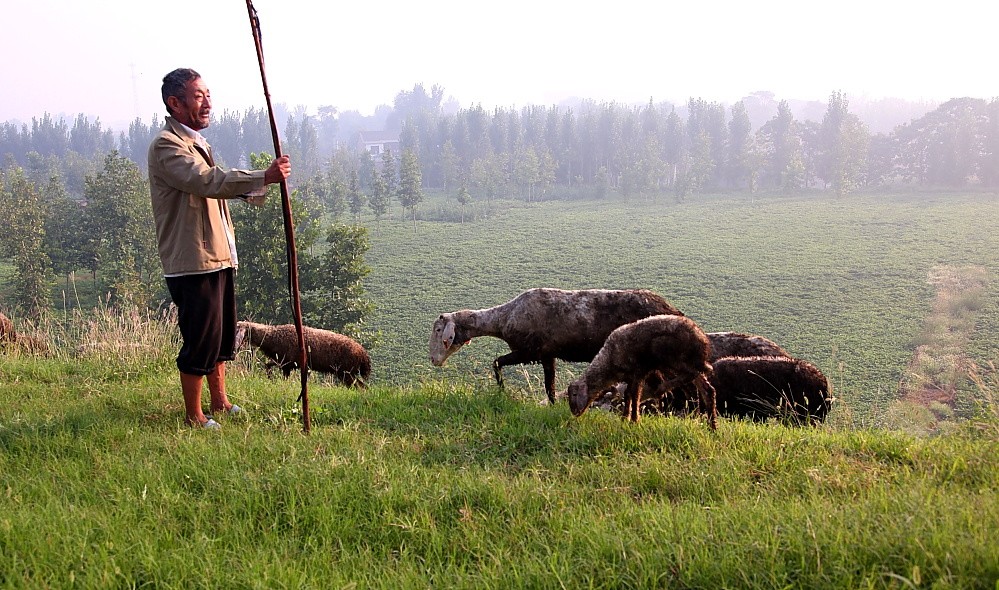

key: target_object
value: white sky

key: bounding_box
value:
[4,0,996,132]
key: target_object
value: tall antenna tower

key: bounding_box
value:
[130,62,141,121]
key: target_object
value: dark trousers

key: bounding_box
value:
[166,268,236,376]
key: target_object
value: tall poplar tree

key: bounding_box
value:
[397,148,423,229]
[0,165,53,318]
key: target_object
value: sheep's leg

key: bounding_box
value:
[629,378,646,423]
[492,350,535,390]
[695,374,718,430]
[542,358,557,405]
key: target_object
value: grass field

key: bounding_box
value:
[361,191,999,427]
[2,191,999,587]
[1,350,998,588]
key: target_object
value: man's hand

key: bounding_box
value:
[264,155,291,184]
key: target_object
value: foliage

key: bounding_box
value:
[368,152,391,222]
[0,164,54,318]
[306,223,375,341]
[82,151,160,308]
[229,153,322,325]
[397,148,424,225]
[346,168,365,221]
[818,91,871,195]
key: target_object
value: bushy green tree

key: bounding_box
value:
[397,149,423,227]
[84,151,159,308]
[42,175,96,293]
[368,165,389,223]
[230,153,322,325]
[307,223,374,341]
[0,164,53,318]
[456,183,472,222]
[818,91,870,195]
[347,169,366,222]
[756,101,805,192]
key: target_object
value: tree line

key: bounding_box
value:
[3,88,998,207]
[2,86,997,329]
[0,151,374,344]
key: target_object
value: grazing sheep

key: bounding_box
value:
[235,321,371,387]
[429,288,683,404]
[654,331,791,414]
[706,355,832,424]
[706,331,789,362]
[566,315,718,429]
[599,330,790,413]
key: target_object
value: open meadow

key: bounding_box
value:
[363,191,999,428]
[2,190,999,587]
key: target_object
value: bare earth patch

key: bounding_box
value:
[892,265,988,432]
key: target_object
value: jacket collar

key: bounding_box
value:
[165,116,214,165]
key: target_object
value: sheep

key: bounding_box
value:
[566,314,718,429]
[705,331,790,362]
[652,331,791,414]
[597,330,790,413]
[429,288,684,404]
[705,355,832,424]
[234,321,371,387]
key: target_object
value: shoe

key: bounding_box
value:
[207,405,242,419]
[194,418,221,430]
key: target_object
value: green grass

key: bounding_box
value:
[1,353,998,588]
[361,191,999,426]
[3,191,999,587]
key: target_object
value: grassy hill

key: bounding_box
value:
[1,348,997,588]
[2,190,999,587]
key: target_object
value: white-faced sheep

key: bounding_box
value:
[566,314,718,429]
[429,288,684,404]
[706,355,832,424]
[235,321,371,387]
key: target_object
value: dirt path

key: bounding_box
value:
[896,265,988,414]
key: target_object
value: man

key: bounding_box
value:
[148,68,291,428]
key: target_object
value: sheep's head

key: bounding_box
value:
[429,313,468,366]
[567,379,592,417]
[234,321,267,350]
[234,322,249,350]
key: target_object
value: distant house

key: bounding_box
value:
[357,130,400,158]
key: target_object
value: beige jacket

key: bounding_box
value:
[148,116,267,276]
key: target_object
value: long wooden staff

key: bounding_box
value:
[245,0,311,433]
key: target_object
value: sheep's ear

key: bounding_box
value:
[442,321,456,349]
[233,325,246,350]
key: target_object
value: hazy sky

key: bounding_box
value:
[5,0,996,132]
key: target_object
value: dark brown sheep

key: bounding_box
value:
[653,331,791,414]
[599,330,790,413]
[706,355,832,424]
[429,288,683,404]
[235,321,371,387]
[706,331,789,362]
[566,315,718,429]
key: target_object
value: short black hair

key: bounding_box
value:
[161,68,201,113]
